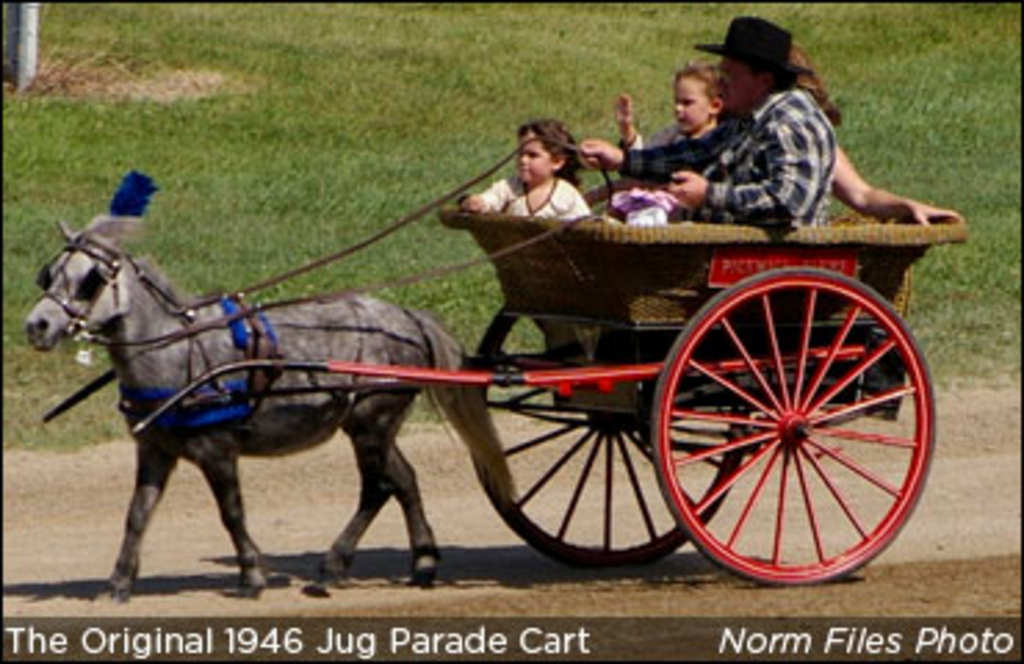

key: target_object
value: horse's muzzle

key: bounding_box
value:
[25,307,65,351]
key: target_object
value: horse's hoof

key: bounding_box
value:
[237,584,264,600]
[410,568,436,588]
[110,586,132,604]
[317,558,351,588]
[410,553,437,588]
[302,583,331,599]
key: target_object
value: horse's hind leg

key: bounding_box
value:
[319,395,438,589]
[385,444,440,587]
[111,442,178,602]
[191,441,266,598]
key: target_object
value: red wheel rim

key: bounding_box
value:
[653,269,934,584]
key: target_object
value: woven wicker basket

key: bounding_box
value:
[441,211,968,325]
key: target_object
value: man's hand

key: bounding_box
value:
[616,94,638,147]
[579,139,625,171]
[668,171,708,209]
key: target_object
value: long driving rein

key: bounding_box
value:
[43,139,612,420]
[78,138,609,351]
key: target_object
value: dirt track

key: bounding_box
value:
[3,384,1020,618]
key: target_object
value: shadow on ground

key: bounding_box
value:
[3,544,728,602]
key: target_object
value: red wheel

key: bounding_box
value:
[652,268,935,584]
[474,311,686,566]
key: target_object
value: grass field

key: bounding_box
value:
[4,4,1020,450]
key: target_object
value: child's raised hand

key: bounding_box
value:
[616,94,638,147]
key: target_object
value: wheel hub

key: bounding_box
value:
[779,413,811,447]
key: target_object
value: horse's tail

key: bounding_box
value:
[411,310,516,509]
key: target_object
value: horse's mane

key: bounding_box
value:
[83,215,146,247]
[79,216,202,307]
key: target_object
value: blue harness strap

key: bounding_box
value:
[118,300,281,431]
[220,296,279,350]
[119,379,252,429]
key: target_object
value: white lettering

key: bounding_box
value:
[916,626,1015,656]
[5,626,68,655]
[315,628,376,659]
[519,627,591,655]
[390,626,508,656]
[719,627,812,655]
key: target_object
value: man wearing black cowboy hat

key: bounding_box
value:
[581,16,836,227]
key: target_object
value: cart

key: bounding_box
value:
[437,210,967,585]
[135,208,967,586]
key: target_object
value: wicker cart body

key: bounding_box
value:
[443,210,967,584]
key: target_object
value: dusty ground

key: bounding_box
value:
[3,383,1020,619]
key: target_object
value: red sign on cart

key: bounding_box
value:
[708,247,858,287]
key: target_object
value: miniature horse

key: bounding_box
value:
[25,215,512,602]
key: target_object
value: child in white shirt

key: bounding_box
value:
[461,119,591,221]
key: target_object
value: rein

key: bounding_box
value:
[81,139,611,351]
[42,139,614,422]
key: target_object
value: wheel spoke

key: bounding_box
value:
[672,407,776,430]
[773,447,792,565]
[799,304,862,411]
[814,426,916,450]
[806,339,898,417]
[557,433,605,540]
[720,315,785,413]
[506,421,587,458]
[689,359,780,420]
[806,437,901,498]
[793,287,818,407]
[615,433,657,540]
[517,429,596,509]
[762,294,792,410]
[494,404,592,427]
[798,444,868,539]
[810,385,915,429]
[674,428,777,469]
[604,435,614,551]
[727,444,784,547]
[793,447,826,563]
[694,436,781,516]
[501,387,551,407]
[624,429,654,463]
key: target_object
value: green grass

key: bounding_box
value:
[4,4,1020,450]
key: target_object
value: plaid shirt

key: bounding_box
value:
[621,89,836,226]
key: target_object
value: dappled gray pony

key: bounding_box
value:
[25,215,513,602]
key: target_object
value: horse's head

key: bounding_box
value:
[25,216,143,350]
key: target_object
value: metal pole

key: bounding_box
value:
[6,3,41,90]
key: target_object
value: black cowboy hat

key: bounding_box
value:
[696,16,811,76]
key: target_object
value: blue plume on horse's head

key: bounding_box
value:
[109,171,159,217]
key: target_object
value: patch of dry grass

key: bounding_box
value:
[5,52,247,103]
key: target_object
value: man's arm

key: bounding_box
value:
[621,122,735,183]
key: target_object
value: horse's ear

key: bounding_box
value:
[57,221,75,242]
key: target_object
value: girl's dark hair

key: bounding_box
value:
[517,119,582,187]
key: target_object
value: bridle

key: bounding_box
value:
[37,231,127,338]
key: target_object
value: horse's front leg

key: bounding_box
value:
[111,442,178,603]
[193,444,266,598]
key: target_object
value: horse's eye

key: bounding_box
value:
[36,264,53,291]
[76,268,106,301]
